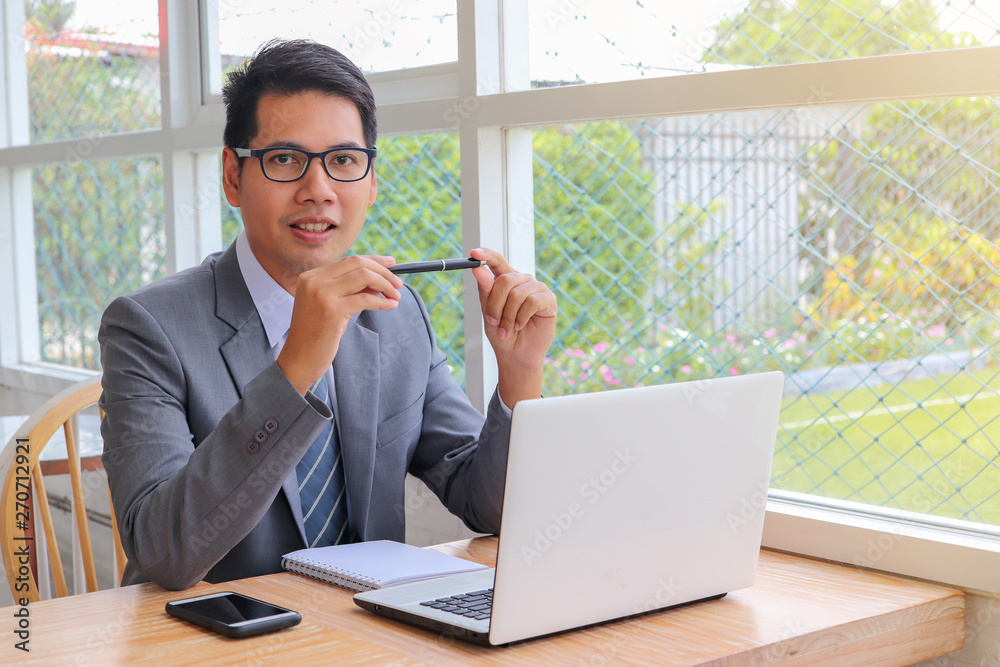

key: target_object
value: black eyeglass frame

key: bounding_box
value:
[230,146,378,183]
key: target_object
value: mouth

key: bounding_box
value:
[290,217,337,233]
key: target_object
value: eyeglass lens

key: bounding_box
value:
[261,148,370,182]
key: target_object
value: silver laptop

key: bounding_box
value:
[354,371,784,646]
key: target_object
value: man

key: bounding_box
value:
[99,39,557,590]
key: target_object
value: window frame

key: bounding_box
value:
[1,0,1000,590]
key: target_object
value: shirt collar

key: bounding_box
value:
[235,231,295,350]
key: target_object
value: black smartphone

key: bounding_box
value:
[165,591,302,638]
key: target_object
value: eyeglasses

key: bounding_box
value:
[230,146,377,183]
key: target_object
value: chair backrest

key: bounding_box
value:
[0,374,126,602]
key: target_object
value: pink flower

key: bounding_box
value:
[946,338,954,345]
[682,365,691,373]
[729,368,739,375]
[582,363,590,370]
[625,356,636,366]
[637,347,646,354]
[594,342,609,353]
[726,334,737,343]
[567,379,575,386]
[603,374,614,382]
[873,269,882,277]
[613,379,621,386]
[544,357,551,365]
[711,347,719,354]
[625,321,632,328]
[764,328,777,339]
[600,365,610,374]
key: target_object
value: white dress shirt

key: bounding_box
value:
[235,231,342,422]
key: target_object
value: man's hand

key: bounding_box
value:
[470,248,558,409]
[277,255,402,395]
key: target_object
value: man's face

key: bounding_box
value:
[222,90,377,293]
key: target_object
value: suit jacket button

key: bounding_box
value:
[246,441,259,454]
[254,430,268,443]
[264,419,278,433]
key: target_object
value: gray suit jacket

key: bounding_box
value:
[99,244,511,590]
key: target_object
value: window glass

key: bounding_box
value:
[221,187,241,249]
[36,157,165,369]
[534,96,1000,525]
[216,0,457,85]
[359,134,464,386]
[25,0,160,142]
[528,0,1000,87]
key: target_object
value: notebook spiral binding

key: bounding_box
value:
[281,555,379,592]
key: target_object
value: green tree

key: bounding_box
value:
[357,134,467,382]
[533,122,656,354]
[704,0,999,326]
[698,1,1000,525]
[26,0,76,37]
[706,0,972,66]
[324,123,664,392]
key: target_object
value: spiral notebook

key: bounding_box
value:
[281,540,488,592]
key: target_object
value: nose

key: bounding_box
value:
[295,155,336,203]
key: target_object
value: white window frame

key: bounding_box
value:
[1,0,1000,591]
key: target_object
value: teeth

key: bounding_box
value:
[295,222,331,232]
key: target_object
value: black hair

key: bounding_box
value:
[222,39,377,150]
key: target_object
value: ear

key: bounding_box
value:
[221,147,242,207]
[367,164,378,207]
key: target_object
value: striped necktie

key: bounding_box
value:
[296,377,350,547]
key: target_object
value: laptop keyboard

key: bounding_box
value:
[419,588,493,621]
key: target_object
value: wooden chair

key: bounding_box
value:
[0,374,126,602]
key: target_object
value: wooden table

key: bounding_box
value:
[0,537,964,665]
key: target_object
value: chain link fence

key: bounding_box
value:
[526,0,1000,525]
[536,102,1000,525]
[25,2,160,142]
[35,156,166,370]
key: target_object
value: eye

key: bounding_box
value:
[330,152,358,166]
[270,152,298,165]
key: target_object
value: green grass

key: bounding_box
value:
[773,367,1000,525]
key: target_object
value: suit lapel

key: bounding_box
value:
[333,318,380,540]
[213,245,309,544]
[214,245,272,399]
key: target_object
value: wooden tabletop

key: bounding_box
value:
[0,538,963,665]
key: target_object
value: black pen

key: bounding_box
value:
[390,258,484,275]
